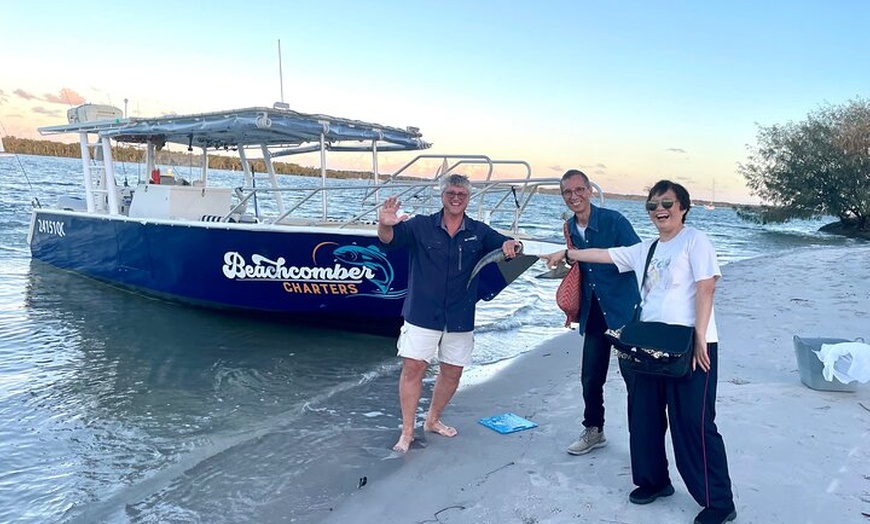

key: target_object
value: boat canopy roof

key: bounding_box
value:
[39,106,430,153]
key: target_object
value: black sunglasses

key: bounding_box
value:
[646,199,675,211]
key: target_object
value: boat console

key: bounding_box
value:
[128,184,233,221]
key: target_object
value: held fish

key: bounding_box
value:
[466,244,523,289]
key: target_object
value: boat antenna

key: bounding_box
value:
[0,118,39,207]
[278,39,285,105]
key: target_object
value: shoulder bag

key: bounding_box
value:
[605,240,695,378]
[555,221,582,327]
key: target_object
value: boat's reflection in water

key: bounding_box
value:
[22,260,403,524]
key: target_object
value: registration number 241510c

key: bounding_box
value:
[37,219,66,237]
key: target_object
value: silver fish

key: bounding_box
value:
[466,244,523,289]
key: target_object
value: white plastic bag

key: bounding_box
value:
[817,342,870,384]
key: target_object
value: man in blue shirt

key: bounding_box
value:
[378,174,522,453]
[556,169,641,455]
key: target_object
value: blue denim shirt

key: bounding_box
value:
[569,204,641,333]
[383,210,509,332]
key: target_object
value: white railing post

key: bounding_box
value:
[146,142,154,173]
[239,147,252,187]
[200,148,208,186]
[261,144,285,215]
[79,132,95,212]
[371,139,379,204]
[319,128,327,220]
[101,136,119,215]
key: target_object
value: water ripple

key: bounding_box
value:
[0,155,855,524]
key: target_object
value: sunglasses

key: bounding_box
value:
[645,199,675,211]
[443,191,469,200]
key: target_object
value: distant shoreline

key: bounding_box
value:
[3,136,745,207]
[537,187,741,208]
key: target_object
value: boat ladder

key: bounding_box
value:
[77,132,120,215]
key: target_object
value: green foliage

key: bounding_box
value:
[738,97,870,230]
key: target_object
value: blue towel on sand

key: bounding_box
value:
[478,412,538,434]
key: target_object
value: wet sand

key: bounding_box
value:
[317,245,870,524]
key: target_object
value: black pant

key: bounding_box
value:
[581,296,632,429]
[627,343,734,510]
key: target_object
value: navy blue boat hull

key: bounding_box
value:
[29,210,516,336]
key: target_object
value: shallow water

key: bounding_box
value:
[0,155,856,523]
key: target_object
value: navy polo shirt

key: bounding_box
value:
[382,210,510,332]
[569,204,641,332]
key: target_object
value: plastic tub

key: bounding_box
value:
[793,335,859,392]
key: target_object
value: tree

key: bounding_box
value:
[738,98,870,233]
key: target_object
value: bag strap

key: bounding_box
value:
[640,240,659,289]
[562,220,575,249]
[634,240,659,320]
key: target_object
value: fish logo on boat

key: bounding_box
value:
[330,244,406,299]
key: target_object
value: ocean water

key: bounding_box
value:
[0,155,857,523]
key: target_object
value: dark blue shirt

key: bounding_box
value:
[383,210,509,332]
[569,204,641,332]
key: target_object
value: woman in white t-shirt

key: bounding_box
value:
[540,180,736,524]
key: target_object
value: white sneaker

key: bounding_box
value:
[566,427,606,455]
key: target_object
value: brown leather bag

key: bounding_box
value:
[555,221,582,327]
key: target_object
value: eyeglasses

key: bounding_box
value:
[561,187,589,198]
[646,199,675,211]
[443,191,469,200]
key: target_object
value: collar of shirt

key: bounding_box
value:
[571,204,600,238]
[435,210,467,233]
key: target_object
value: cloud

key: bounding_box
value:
[43,88,86,105]
[665,147,688,154]
[12,88,85,105]
[574,163,607,175]
[548,163,608,177]
[14,89,38,100]
[32,106,64,117]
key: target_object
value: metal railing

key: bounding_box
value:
[225,154,567,235]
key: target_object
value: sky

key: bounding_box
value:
[1,0,868,204]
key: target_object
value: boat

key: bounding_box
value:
[29,104,563,336]
[703,179,716,210]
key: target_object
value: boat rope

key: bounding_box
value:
[0,118,40,208]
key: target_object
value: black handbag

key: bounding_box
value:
[606,241,695,379]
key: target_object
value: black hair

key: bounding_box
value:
[647,179,691,223]
[560,169,590,190]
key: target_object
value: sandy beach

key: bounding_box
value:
[316,245,870,524]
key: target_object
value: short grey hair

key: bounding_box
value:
[440,173,472,193]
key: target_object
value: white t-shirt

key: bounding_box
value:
[608,226,721,343]
[572,218,586,241]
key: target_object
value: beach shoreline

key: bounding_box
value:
[313,245,870,524]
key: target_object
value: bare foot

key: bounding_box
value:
[423,420,458,438]
[392,433,414,453]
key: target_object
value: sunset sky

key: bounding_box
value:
[2,0,867,203]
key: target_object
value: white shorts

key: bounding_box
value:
[396,321,474,367]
